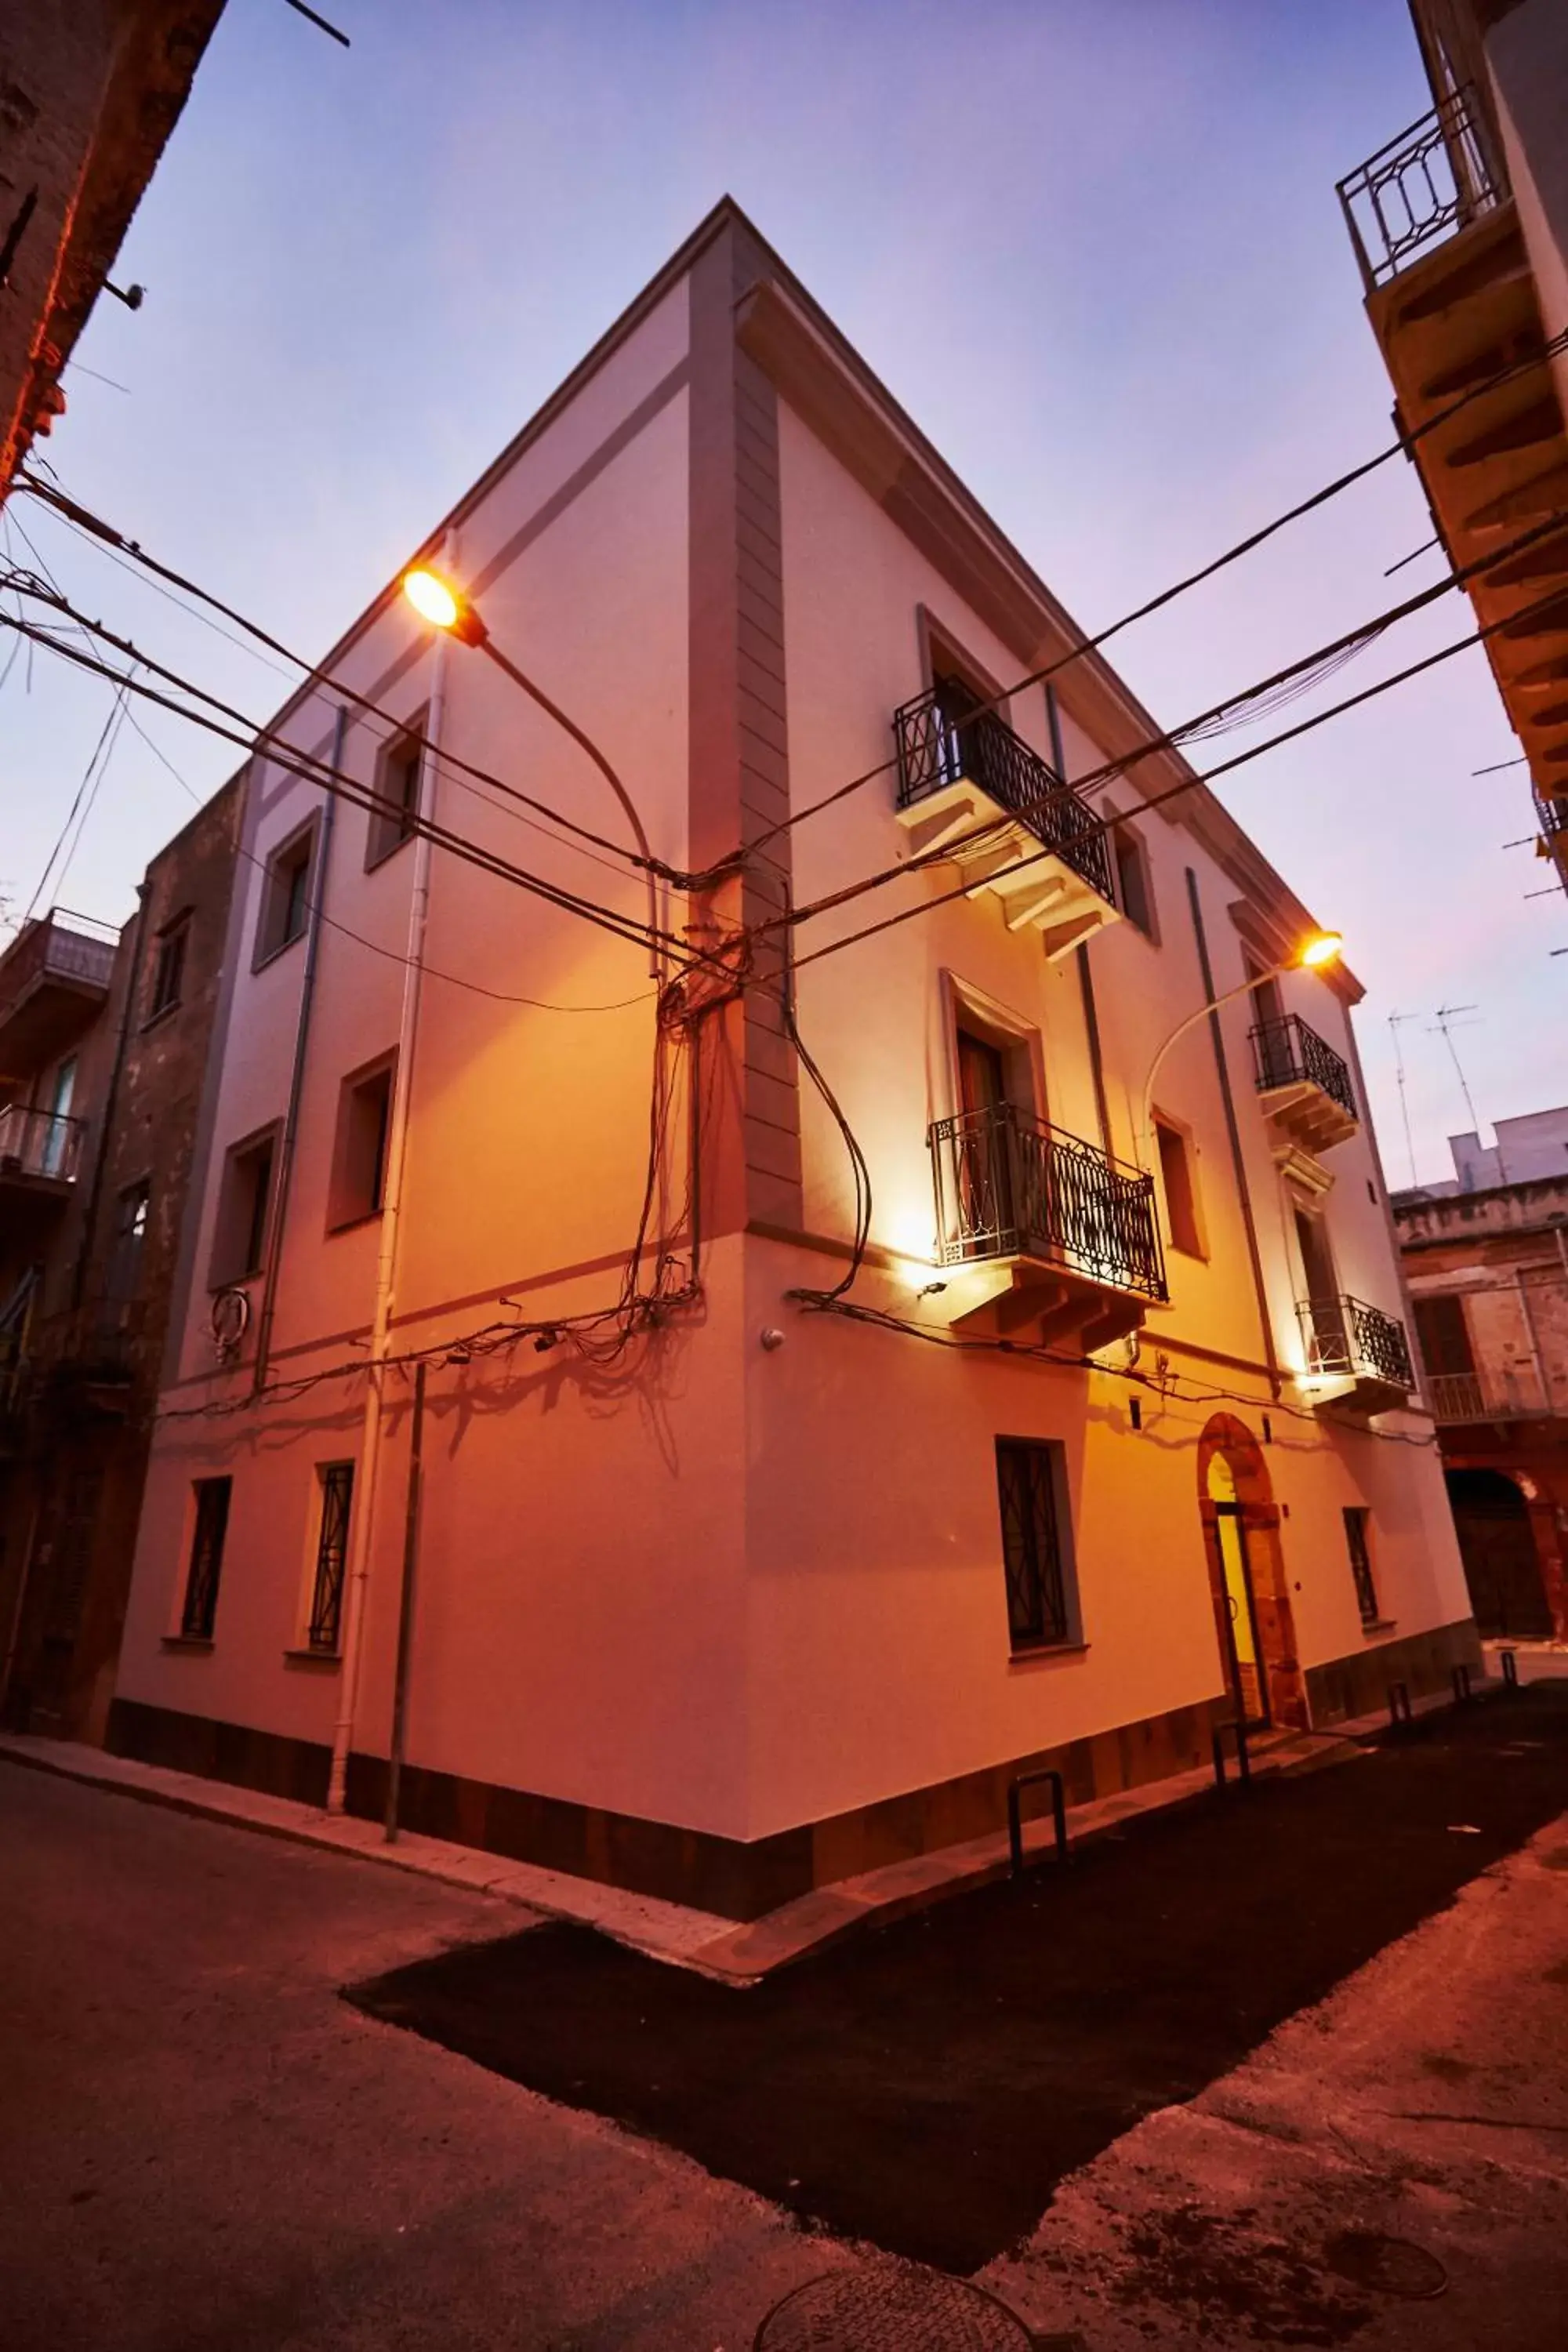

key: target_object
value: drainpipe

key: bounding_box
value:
[383,1354,426,1842]
[252,706,343,1394]
[1184,871,1280,1398]
[326,574,450,1814]
[1514,1269,1549,1412]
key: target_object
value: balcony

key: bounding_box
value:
[0,909,118,1084]
[0,1104,85,1191]
[928,1102,1166,1352]
[892,690,1119,960]
[1298,1294,1415,1417]
[1337,93,1568,854]
[1426,1368,1551,1425]
[1337,90,1503,294]
[1250,1014,1359,1160]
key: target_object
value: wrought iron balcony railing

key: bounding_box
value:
[1337,88,1504,292]
[1426,1368,1550,1424]
[930,1102,1167,1299]
[1298,1293,1414,1392]
[893,688,1114,905]
[0,1104,85,1183]
[1537,792,1567,840]
[1249,1014,1358,1122]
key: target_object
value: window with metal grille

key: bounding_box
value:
[994,1437,1076,1650]
[181,1477,231,1641]
[1342,1505,1379,1625]
[307,1463,353,1653]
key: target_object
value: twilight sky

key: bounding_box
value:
[2,0,1561,1184]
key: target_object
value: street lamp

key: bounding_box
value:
[1137,931,1343,1165]
[400,564,656,887]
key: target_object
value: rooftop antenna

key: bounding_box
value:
[1387,1011,1421,1189]
[1431,1003,1508,1181]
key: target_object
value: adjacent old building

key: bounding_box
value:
[0,777,240,1740]
[107,201,1474,1919]
[0,0,227,502]
[1335,0,1568,896]
[1395,1108,1568,1642]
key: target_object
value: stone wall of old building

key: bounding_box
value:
[0,775,240,1741]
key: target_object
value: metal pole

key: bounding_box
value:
[326,567,450,1814]
[384,1356,426,1843]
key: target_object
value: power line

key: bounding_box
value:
[760,543,1568,960]
[779,575,1568,975]
[739,322,1568,858]
[0,605,717,976]
[15,474,691,887]
[121,701,657,1016]
[20,666,136,924]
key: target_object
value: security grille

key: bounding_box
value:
[1342,1505,1378,1625]
[996,1438,1071,1650]
[181,1476,231,1640]
[308,1463,354,1653]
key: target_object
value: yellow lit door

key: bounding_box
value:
[1215,1504,1268,1727]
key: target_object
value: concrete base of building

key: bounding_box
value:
[105,1624,1480,1918]
[1304,1616,1482,1727]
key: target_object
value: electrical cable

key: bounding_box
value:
[740,321,1568,858]
[13,473,697,887]
[119,700,657,1015]
[0,604,721,976]
[20,666,136,925]
[772,568,1568,973]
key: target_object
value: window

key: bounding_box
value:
[995,1438,1078,1650]
[1294,1206,1338,1305]
[255,822,316,965]
[1154,1116,1204,1258]
[366,713,426,868]
[1413,1292,1474,1377]
[146,915,189,1021]
[180,1477,231,1640]
[212,1128,278,1287]
[1343,1506,1379,1626]
[328,1058,394,1229]
[1112,822,1155,936]
[108,1180,150,1305]
[307,1463,354,1653]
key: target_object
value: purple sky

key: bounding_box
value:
[2,0,1560,1185]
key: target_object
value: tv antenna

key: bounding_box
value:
[1386,1012,1421,1189]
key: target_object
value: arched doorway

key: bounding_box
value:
[1196,1414,1305,1731]
[1446,1468,1552,1639]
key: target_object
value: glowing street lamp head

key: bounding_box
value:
[401,567,488,646]
[1298,930,1343,970]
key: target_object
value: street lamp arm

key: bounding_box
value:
[479,638,654,871]
[1138,960,1290,1166]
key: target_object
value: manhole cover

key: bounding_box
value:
[1324,2232,1447,2299]
[754,2263,1035,2350]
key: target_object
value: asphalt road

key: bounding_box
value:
[0,1766,837,2352]
[349,1685,1568,2274]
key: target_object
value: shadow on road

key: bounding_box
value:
[345,1682,1568,2274]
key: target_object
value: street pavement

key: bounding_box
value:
[3,1694,1567,2350]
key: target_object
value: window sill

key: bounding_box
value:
[364,835,415,873]
[1167,1243,1210,1265]
[140,1001,180,1034]
[161,1635,213,1653]
[283,1646,341,1671]
[252,932,307,976]
[325,1210,384,1237]
[1008,1639,1090,1667]
[1360,1617,1398,1638]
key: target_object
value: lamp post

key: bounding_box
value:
[1137,931,1343,1166]
[401,566,661,972]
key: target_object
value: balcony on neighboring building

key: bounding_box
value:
[892,688,1120,960]
[1426,1367,1552,1425]
[1298,1293,1415,1416]
[1336,91,1568,859]
[0,1103,85,1192]
[0,909,118,1086]
[927,1102,1167,1352]
[1250,1014,1359,1159]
